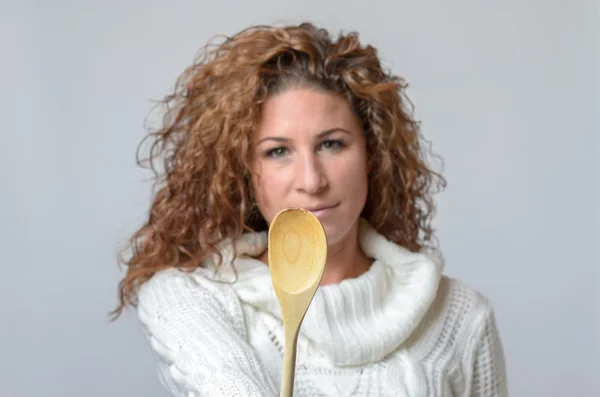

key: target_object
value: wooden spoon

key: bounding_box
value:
[268,208,327,397]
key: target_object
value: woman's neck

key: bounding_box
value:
[319,226,372,285]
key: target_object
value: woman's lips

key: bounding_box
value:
[305,203,339,218]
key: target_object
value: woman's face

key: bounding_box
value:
[251,88,369,246]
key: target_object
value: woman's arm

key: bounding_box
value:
[468,304,509,397]
[136,269,278,397]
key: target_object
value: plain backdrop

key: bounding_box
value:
[2,0,598,396]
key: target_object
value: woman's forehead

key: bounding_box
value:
[254,89,360,139]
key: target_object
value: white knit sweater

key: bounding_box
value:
[136,219,508,396]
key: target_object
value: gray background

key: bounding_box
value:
[2,0,598,396]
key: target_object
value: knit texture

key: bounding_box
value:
[136,219,508,396]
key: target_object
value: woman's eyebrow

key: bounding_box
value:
[257,128,351,145]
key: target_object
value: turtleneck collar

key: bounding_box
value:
[200,218,444,367]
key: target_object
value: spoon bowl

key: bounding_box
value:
[268,208,327,397]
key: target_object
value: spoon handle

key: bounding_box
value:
[280,325,300,397]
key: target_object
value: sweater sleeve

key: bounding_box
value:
[136,269,279,397]
[469,304,509,397]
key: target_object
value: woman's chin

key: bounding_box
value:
[322,221,358,248]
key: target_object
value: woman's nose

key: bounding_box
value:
[296,153,327,194]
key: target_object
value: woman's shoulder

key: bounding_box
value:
[136,267,247,337]
[438,275,497,317]
[138,267,230,300]
[411,274,502,356]
[432,275,500,337]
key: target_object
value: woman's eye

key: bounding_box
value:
[321,140,344,150]
[265,147,288,158]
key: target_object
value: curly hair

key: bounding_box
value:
[110,22,446,320]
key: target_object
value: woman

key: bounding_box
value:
[112,22,508,397]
